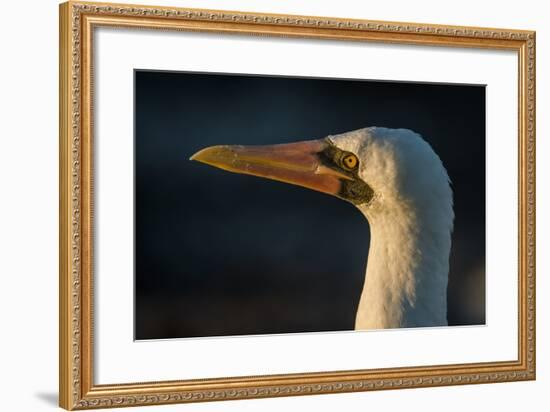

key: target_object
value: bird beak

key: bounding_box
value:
[190,139,349,197]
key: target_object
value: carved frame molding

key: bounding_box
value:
[59,1,535,409]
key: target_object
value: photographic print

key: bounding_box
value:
[60,3,535,408]
[134,70,485,340]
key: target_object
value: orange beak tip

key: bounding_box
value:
[189,148,205,162]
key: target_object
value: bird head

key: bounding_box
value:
[190,127,451,216]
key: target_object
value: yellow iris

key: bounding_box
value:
[342,153,358,170]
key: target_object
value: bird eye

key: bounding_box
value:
[341,154,358,170]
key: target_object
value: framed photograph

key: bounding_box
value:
[59,1,536,409]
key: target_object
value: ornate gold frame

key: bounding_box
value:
[59,1,536,409]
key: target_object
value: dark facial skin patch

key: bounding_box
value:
[318,139,374,205]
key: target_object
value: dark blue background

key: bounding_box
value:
[135,70,485,339]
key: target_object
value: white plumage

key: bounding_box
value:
[330,128,454,329]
